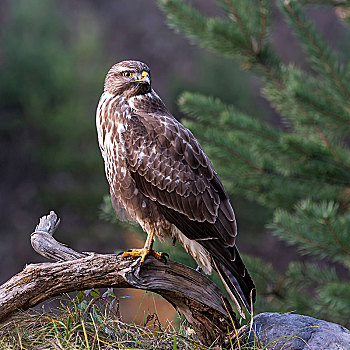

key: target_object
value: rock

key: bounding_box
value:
[246,312,350,350]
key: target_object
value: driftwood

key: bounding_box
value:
[0,211,240,346]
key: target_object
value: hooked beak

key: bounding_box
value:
[131,71,150,85]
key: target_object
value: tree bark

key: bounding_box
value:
[0,211,239,346]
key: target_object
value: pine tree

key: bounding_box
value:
[158,0,350,326]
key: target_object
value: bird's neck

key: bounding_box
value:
[126,89,169,115]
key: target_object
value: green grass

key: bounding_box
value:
[0,291,272,349]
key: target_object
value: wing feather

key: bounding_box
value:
[121,97,255,311]
[124,109,235,242]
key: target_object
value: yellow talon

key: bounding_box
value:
[150,250,164,261]
[121,248,146,259]
[121,248,168,265]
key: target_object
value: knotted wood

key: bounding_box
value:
[0,211,239,346]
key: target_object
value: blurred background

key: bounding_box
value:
[0,0,347,324]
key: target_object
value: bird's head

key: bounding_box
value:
[104,60,151,97]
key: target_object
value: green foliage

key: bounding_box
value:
[240,255,285,313]
[279,1,349,100]
[159,0,277,68]
[269,200,350,268]
[179,92,347,209]
[159,0,350,326]
[0,0,106,214]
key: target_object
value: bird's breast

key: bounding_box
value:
[96,93,131,185]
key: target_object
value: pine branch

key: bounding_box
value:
[219,0,253,47]
[317,281,350,321]
[261,64,350,162]
[241,255,287,313]
[158,0,211,48]
[295,93,350,129]
[160,0,324,130]
[285,262,350,324]
[159,0,249,60]
[258,0,268,49]
[185,127,344,208]
[181,93,350,189]
[278,133,350,186]
[182,91,350,190]
[280,66,350,131]
[177,97,348,213]
[217,0,271,53]
[286,262,339,286]
[269,200,350,268]
[280,0,350,102]
[179,92,280,142]
[206,18,255,60]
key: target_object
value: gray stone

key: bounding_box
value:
[246,312,350,350]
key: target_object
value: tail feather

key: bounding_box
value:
[212,246,256,317]
[154,199,255,315]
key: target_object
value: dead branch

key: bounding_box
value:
[0,211,238,346]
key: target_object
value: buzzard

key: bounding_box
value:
[96,60,256,316]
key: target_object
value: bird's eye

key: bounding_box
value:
[122,71,132,78]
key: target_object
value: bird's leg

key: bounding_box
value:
[140,230,155,264]
[120,230,168,264]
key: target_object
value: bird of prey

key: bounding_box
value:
[96,60,256,316]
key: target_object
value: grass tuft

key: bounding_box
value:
[0,291,272,349]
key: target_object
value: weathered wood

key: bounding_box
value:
[0,211,238,346]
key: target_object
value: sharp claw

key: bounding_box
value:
[196,266,202,273]
[160,252,169,264]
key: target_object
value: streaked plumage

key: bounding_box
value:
[96,60,255,316]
